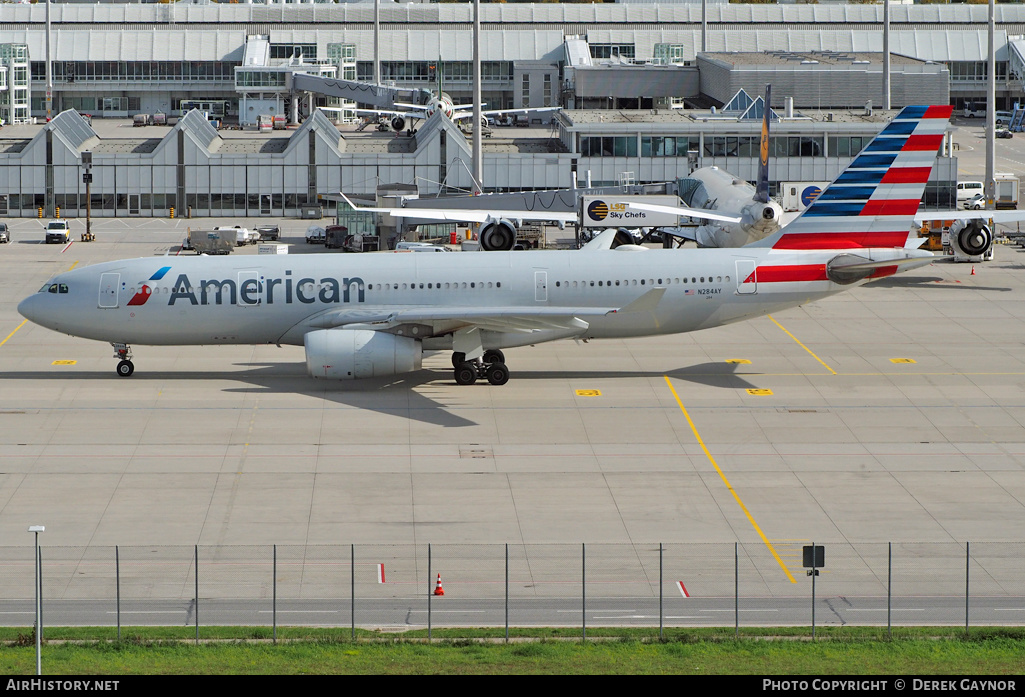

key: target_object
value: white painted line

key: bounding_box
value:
[257,610,339,614]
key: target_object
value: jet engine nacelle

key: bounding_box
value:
[390,115,407,132]
[949,219,993,260]
[304,329,422,379]
[479,219,517,251]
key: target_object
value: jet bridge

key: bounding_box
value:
[290,73,426,110]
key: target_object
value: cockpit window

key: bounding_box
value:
[47,284,58,294]
[59,284,69,294]
[40,283,68,294]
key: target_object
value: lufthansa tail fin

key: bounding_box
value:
[755,85,772,205]
[754,105,952,250]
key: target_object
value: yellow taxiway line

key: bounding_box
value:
[767,314,837,375]
[664,375,797,584]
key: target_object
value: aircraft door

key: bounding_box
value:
[534,270,548,303]
[735,259,757,295]
[237,270,263,307]
[98,273,120,308]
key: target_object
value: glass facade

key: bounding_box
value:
[31,61,238,83]
[361,61,513,84]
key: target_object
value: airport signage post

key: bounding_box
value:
[82,151,93,239]
[804,544,825,639]
[28,525,44,675]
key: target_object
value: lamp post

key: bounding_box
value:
[28,526,44,676]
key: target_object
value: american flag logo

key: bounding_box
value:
[684,289,694,295]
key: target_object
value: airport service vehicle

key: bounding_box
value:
[995,173,1019,209]
[19,105,951,384]
[215,226,256,247]
[963,193,986,210]
[957,181,984,203]
[996,128,1013,139]
[0,223,8,244]
[255,225,280,241]
[184,228,234,255]
[305,226,326,244]
[395,241,451,252]
[44,220,70,244]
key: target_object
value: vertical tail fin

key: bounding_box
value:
[761,105,952,250]
[755,85,772,204]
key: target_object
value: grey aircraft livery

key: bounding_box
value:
[18,105,953,386]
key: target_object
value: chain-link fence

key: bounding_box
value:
[3,542,1024,636]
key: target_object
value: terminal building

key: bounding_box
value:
[0,2,1005,217]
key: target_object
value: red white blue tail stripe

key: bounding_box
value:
[767,105,952,250]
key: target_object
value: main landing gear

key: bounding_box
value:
[451,349,510,386]
[112,343,134,377]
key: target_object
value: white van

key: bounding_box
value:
[956,181,984,202]
[995,111,1014,126]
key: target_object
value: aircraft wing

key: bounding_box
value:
[452,106,561,121]
[307,293,665,334]
[914,210,1025,225]
[356,107,426,120]
[306,305,613,334]
[626,201,742,224]
[340,195,577,224]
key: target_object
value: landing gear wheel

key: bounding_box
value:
[454,361,478,385]
[451,352,466,369]
[116,360,135,377]
[483,349,505,364]
[485,362,510,386]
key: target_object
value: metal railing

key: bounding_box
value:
[2,541,1023,640]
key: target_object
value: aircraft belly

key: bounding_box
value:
[76,305,298,346]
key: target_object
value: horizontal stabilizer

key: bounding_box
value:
[826,252,933,285]
[627,201,742,224]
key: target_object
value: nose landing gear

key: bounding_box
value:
[112,343,134,377]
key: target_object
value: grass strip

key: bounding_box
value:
[0,627,1023,675]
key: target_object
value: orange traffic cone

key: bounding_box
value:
[433,572,445,596]
[971,266,976,276]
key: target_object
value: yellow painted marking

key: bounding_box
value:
[575,389,601,396]
[725,359,751,364]
[767,315,837,375]
[746,388,773,395]
[51,360,77,366]
[664,376,796,583]
[0,320,27,348]
[890,358,917,364]
[67,261,79,271]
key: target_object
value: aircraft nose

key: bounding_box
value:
[17,293,47,327]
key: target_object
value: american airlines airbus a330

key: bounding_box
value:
[18,105,952,386]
